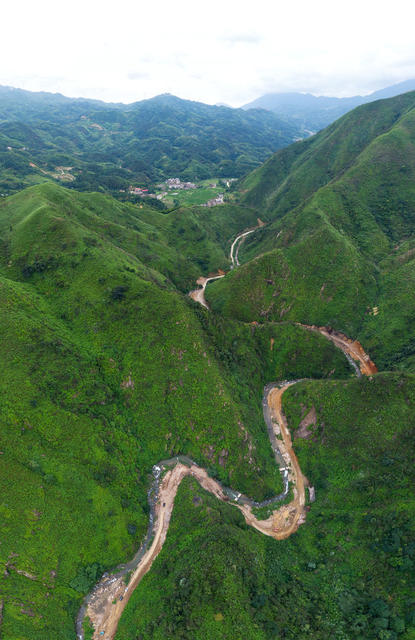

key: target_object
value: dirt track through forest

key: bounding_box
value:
[81,381,308,639]
[78,228,376,640]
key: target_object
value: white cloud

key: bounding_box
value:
[1,0,415,105]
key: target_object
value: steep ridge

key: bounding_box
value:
[207,91,415,370]
[239,90,415,217]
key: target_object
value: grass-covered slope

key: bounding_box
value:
[0,183,353,638]
[239,91,415,217]
[0,182,260,291]
[207,91,415,369]
[116,374,415,640]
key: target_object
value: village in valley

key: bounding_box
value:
[128,176,236,207]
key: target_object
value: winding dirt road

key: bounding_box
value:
[188,219,264,308]
[230,218,265,268]
[299,324,378,376]
[82,381,308,639]
[79,226,376,640]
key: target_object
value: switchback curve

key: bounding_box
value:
[77,228,376,640]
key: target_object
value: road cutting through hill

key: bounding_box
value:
[188,272,225,309]
[230,218,265,268]
[298,323,378,376]
[78,227,376,640]
[81,326,375,640]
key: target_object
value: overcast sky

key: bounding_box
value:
[2,0,415,106]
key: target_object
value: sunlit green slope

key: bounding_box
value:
[0,183,349,638]
[208,91,415,370]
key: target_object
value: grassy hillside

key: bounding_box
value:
[0,182,261,291]
[0,183,353,638]
[2,89,415,640]
[115,374,415,640]
[239,91,415,216]
[207,91,415,369]
[0,87,302,195]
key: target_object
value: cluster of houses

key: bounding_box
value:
[164,178,196,190]
[201,193,224,207]
[128,177,226,207]
[128,186,160,198]
[129,186,149,196]
[128,178,196,198]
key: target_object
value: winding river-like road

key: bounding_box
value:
[77,225,376,640]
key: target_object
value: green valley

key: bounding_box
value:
[0,87,415,640]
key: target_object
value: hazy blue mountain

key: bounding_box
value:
[242,78,415,132]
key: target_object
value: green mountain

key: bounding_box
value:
[207,90,415,371]
[242,79,415,133]
[0,87,302,196]
[0,182,352,638]
[1,90,415,640]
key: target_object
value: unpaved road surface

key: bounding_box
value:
[80,226,377,640]
[230,218,265,268]
[188,272,225,309]
[84,382,307,639]
[299,324,378,375]
[83,339,375,640]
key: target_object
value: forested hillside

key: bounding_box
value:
[0,87,301,195]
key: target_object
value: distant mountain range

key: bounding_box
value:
[0,86,302,195]
[242,79,415,132]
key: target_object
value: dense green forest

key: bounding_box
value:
[0,86,301,196]
[0,89,415,640]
